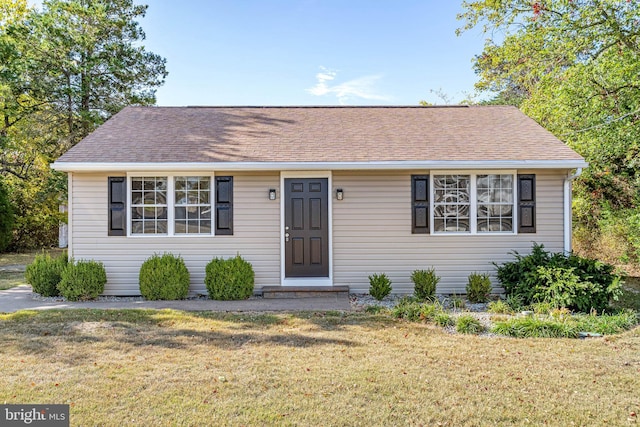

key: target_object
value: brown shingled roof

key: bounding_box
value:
[55,105,584,164]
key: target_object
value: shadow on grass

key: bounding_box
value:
[0,309,374,362]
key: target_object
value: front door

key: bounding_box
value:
[284,178,329,278]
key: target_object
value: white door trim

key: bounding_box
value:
[280,171,333,287]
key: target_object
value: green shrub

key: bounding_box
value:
[456,315,485,334]
[411,268,440,300]
[494,243,623,312]
[139,253,190,300]
[505,294,524,312]
[25,252,68,297]
[466,272,492,303]
[58,259,106,301]
[368,273,392,301]
[205,254,255,300]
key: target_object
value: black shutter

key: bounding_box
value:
[215,176,233,235]
[518,174,536,233]
[108,177,126,236]
[412,175,429,234]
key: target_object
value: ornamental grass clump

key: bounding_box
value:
[456,314,485,334]
[58,259,106,301]
[411,268,440,300]
[368,273,392,301]
[25,252,68,297]
[205,254,255,300]
[139,253,190,300]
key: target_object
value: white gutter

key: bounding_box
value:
[563,167,584,254]
[52,159,589,173]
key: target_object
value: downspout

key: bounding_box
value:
[563,168,583,254]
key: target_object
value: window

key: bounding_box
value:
[131,177,168,235]
[424,173,523,235]
[124,175,233,236]
[174,176,211,234]
[433,174,470,232]
[477,174,513,232]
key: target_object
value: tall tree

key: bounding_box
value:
[458,1,640,263]
[19,0,168,145]
[0,0,167,249]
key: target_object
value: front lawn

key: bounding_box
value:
[0,248,65,266]
[0,270,26,290]
[1,309,638,426]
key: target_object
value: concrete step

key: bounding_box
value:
[261,286,349,299]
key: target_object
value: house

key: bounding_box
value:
[52,106,587,296]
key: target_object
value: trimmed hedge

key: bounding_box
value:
[25,252,68,297]
[58,259,106,301]
[139,253,190,300]
[205,254,255,300]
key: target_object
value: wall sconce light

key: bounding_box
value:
[336,188,344,200]
[268,189,277,200]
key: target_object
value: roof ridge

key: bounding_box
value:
[127,105,483,109]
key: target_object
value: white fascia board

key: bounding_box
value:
[51,159,589,172]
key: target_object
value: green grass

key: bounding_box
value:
[0,309,639,426]
[0,270,26,290]
[0,248,65,267]
[0,249,65,290]
[455,314,485,334]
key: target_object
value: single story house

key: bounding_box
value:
[52,105,587,296]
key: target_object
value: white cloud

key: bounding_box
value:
[306,67,391,105]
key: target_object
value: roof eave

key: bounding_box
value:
[52,160,589,173]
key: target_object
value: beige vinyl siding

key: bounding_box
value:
[70,172,280,295]
[71,168,569,296]
[332,170,566,294]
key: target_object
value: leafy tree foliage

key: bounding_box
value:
[0,0,167,249]
[0,177,14,251]
[459,0,640,264]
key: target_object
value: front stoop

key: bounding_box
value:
[261,286,349,299]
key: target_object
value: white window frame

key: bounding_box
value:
[126,173,215,237]
[430,170,518,235]
[130,176,169,236]
[174,176,213,235]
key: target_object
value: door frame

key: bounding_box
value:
[280,171,333,287]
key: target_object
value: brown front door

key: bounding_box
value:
[284,178,329,278]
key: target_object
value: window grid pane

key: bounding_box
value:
[477,174,513,232]
[433,175,470,232]
[174,176,212,234]
[131,177,167,235]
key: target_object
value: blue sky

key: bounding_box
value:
[29,1,489,106]
[136,1,489,106]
